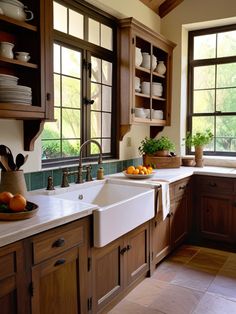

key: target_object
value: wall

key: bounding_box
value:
[160,0,236,158]
[0,0,160,173]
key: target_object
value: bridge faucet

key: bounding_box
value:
[77,139,103,183]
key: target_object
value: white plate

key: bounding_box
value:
[122,171,154,179]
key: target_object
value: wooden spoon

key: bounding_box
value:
[0,155,11,171]
[15,153,25,170]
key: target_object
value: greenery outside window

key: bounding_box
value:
[42,0,117,165]
[188,24,236,155]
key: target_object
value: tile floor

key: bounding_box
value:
[108,245,236,314]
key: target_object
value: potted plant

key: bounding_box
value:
[139,136,175,157]
[184,129,213,167]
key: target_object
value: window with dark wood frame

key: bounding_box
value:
[42,0,118,166]
[187,24,236,156]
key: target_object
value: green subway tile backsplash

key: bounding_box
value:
[25,158,142,191]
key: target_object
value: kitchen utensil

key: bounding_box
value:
[0,155,11,171]
[23,154,28,166]
[0,145,16,170]
[15,153,24,170]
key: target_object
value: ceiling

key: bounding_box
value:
[139,0,184,18]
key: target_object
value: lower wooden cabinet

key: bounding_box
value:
[151,177,192,270]
[0,241,29,314]
[92,222,150,313]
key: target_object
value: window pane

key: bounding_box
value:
[216,88,236,112]
[102,139,111,153]
[91,83,101,110]
[91,111,101,137]
[62,76,81,108]
[217,63,236,88]
[91,140,101,154]
[53,2,67,33]
[61,47,81,78]
[42,140,61,159]
[54,74,61,107]
[42,108,61,140]
[102,113,111,137]
[53,44,60,73]
[216,116,236,152]
[88,18,100,46]
[194,34,216,60]
[69,9,84,39]
[217,30,236,58]
[192,116,214,151]
[194,65,215,89]
[102,85,112,112]
[91,57,101,83]
[102,60,112,85]
[193,90,215,113]
[62,109,80,138]
[101,24,113,51]
[62,139,80,157]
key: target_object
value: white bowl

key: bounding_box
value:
[153,110,163,119]
[141,81,150,95]
[135,108,146,118]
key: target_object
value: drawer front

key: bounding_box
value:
[195,176,234,195]
[171,178,191,200]
[0,252,15,280]
[32,221,85,264]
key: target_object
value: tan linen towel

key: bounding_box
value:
[156,182,170,220]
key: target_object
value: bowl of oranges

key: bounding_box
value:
[123,165,154,179]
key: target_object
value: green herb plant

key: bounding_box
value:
[184,129,213,148]
[138,136,175,155]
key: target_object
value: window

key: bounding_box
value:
[42,0,117,164]
[188,25,236,155]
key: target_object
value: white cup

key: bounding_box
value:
[15,51,30,62]
[153,110,163,120]
[135,108,146,118]
[0,41,14,59]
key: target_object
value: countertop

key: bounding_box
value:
[1,165,236,247]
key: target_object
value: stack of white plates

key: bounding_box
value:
[0,73,19,86]
[0,85,32,104]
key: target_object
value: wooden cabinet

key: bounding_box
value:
[0,0,53,150]
[31,218,90,314]
[151,178,192,270]
[119,17,175,139]
[194,176,235,245]
[0,241,29,314]
[92,222,149,313]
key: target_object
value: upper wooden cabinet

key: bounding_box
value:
[119,18,176,139]
[0,0,53,150]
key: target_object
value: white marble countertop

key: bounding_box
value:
[1,165,236,248]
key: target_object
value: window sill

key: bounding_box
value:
[183,155,236,168]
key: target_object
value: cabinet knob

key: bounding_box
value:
[84,98,94,105]
[54,259,66,266]
[120,247,127,255]
[127,244,132,251]
[179,185,186,190]
[46,93,51,101]
[52,238,65,248]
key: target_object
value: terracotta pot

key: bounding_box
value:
[154,150,169,157]
[194,146,204,167]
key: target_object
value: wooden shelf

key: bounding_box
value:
[133,116,166,126]
[135,65,150,74]
[0,14,37,31]
[135,92,166,101]
[0,56,38,69]
[153,71,165,78]
[152,95,166,101]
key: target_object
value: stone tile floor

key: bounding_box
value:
[108,245,236,314]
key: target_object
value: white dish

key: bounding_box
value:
[123,171,154,179]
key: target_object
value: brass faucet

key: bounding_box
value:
[77,139,103,183]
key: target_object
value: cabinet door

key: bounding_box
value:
[92,238,124,313]
[151,212,171,269]
[0,241,29,314]
[171,195,189,249]
[31,248,82,314]
[125,222,150,286]
[199,194,233,243]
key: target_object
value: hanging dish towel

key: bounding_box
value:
[157,182,170,220]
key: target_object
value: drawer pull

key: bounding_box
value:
[52,238,65,248]
[127,244,132,251]
[120,247,127,255]
[54,259,66,266]
[179,185,186,190]
[209,182,217,187]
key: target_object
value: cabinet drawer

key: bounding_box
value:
[171,178,191,200]
[32,220,85,264]
[195,176,234,195]
[0,252,15,280]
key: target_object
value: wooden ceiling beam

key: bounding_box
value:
[158,0,184,18]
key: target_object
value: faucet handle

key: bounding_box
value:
[61,169,69,187]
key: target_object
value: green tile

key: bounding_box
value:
[102,163,109,175]
[30,172,44,190]
[24,173,31,191]
[109,162,117,174]
[53,169,63,187]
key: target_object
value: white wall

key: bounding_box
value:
[0,0,160,172]
[160,0,236,156]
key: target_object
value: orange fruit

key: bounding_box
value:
[9,194,27,212]
[137,165,143,171]
[0,191,13,204]
[126,166,135,174]
[147,166,153,173]
[140,170,144,175]
[133,168,139,174]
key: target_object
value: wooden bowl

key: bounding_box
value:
[0,201,38,220]
[182,157,195,167]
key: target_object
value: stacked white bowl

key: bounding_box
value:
[141,81,150,95]
[152,82,163,97]
[153,110,163,120]
[135,76,141,92]
[134,108,146,118]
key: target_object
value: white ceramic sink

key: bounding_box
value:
[52,179,155,247]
